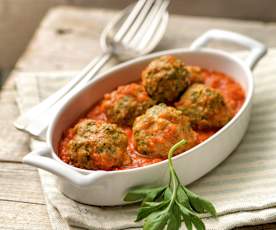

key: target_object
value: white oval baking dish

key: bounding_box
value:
[23,30,266,206]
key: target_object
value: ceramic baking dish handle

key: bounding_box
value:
[23,146,107,187]
[190,29,267,70]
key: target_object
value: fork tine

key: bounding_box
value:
[127,0,168,49]
[114,0,148,41]
[121,0,156,44]
[137,0,170,51]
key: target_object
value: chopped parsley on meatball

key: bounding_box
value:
[101,83,155,126]
[142,55,190,103]
[175,83,232,130]
[66,119,130,170]
[133,104,197,158]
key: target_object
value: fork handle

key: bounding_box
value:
[14,52,111,134]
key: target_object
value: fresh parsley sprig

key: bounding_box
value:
[124,139,217,230]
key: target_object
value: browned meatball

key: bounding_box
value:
[101,83,155,126]
[175,83,232,130]
[66,119,130,170]
[186,66,205,84]
[142,56,190,103]
[133,104,197,158]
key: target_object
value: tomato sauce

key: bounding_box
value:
[59,68,245,170]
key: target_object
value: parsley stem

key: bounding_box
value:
[167,139,187,210]
[168,167,177,210]
[168,139,187,180]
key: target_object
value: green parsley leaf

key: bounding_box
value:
[136,201,169,221]
[177,201,205,230]
[143,209,169,230]
[183,187,217,217]
[124,186,166,202]
[163,187,172,201]
[176,186,193,210]
[167,204,181,230]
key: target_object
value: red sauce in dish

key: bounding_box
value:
[59,68,245,170]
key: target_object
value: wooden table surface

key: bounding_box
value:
[1,6,276,229]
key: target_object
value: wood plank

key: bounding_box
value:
[0,82,30,162]
[0,200,51,229]
[2,0,276,70]
[0,162,52,228]
[0,162,46,204]
[16,7,276,72]
[238,225,276,230]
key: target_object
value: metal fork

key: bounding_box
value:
[14,0,170,139]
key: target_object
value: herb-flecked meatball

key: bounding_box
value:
[142,56,190,103]
[101,83,155,126]
[66,119,130,170]
[133,104,197,158]
[175,84,232,130]
[186,66,205,84]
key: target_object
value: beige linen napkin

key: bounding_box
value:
[16,50,276,230]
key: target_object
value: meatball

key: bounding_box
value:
[186,66,205,84]
[175,83,232,130]
[142,56,190,103]
[101,83,155,126]
[133,104,197,158]
[66,119,130,170]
